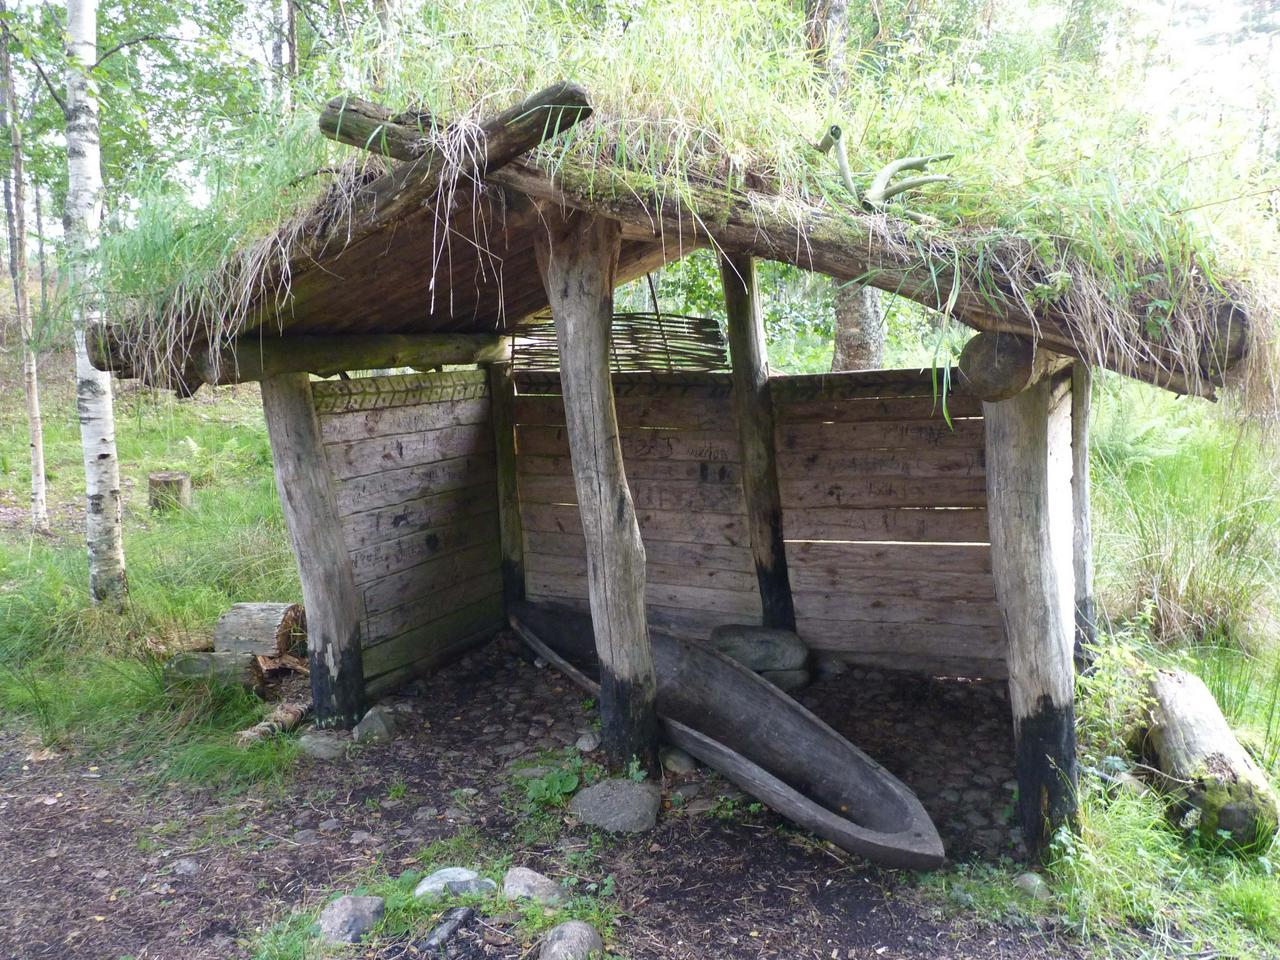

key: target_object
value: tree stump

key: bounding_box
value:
[1145,668,1279,852]
[148,471,192,512]
[213,602,307,657]
[163,651,263,692]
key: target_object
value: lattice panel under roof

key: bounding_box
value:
[511,311,728,373]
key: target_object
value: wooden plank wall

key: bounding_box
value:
[311,370,504,695]
[513,371,764,639]
[770,369,1006,678]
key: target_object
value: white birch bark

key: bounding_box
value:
[0,3,48,531]
[65,0,126,605]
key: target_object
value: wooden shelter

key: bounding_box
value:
[95,84,1252,858]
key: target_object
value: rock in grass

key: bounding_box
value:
[1013,872,1051,902]
[575,730,601,753]
[503,866,567,905]
[540,920,604,960]
[708,624,808,672]
[317,895,385,944]
[415,867,479,898]
[569,779,660,833]
[353,705,398,744]
[298,730,347,761]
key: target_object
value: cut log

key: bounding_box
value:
[1145,668,1279,852]
[984,376,1078,858]
[534,208,660,775]
[148,471,192,512]
[720,253,796,631]
[235,700,313,746]
[164,651,263,692]
[196,334,509,385]
[958,332,1072,402]
[213,602,307,657]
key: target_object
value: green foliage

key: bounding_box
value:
[524,766,581,808]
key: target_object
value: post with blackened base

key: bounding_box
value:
[984,374,1078,858]
[719,252,796,630]
[261,372,366,728]
[534,210,660,775]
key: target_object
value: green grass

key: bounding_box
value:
[0,359,301,787]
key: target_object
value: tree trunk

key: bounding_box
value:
[34,179,47,318]
[0,12,48,532]
[830,283,884,371]
[804,0,882,371]
[1146,668,1279,852]
[534,209,660,775]
[65,0,127,606]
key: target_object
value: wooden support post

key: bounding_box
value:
[720,253,796,631]
[488,356,525,607]
[534,210,659,775]
[1071,363,1096,663]
[261,372,366,728]
[984,376,1078,858]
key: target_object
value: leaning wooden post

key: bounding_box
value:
[719,253,797,631]
[984,375,1078,858]
[1071,363,1096,662]
[534,210,660,774]
[487,354,525,607]
[260,373,366,728]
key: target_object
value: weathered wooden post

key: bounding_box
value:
[719,252,796,631]
[488,354,525,607]
[534,209,660,774]
[1071,363,1096,661]
[260,372,366,728]
[974,334,1078,858]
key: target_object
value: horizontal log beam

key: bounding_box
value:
[487,161,1243,399]
[957,332,1073,402]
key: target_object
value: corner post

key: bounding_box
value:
[984,376,1078,858]
[535,210,660,775]
[1071,363,1095,662]
[487,354,525,607]
[260,372,366,728]
[719,253,796,631]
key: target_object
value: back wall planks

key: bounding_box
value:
[313,370,504,694]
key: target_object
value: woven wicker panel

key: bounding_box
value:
[512,311,728,373]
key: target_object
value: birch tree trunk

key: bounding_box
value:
[805,0,886,371]
[65,0,127,606]
[1,7,48,531]
[34,179,47,317]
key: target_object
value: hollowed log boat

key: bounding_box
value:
[510,602,946,870]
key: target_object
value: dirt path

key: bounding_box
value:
[0,640,1077,960]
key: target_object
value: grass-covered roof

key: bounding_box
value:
[99,0,1277,400]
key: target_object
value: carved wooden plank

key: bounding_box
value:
[721,252,795,631]
[523,530,755,574]
[516,424,740,463]
[535,210,659,773]
[349,513,500,584]
[798,617,1005,658]
[514,369,733,398]
[335,455,496,516]
[488,359,524,606]
[340,482,497,546]
[313,369,489,413]
[778,475,988,509]
[515,394,734,430]
[984,377,1078,858]
[518,474,746,513]
[784,540,992,573]
[518,454,743,485]
[775,448,985,480]
[362,596,504,681]
[260,372,365,728]
[366,569,504,641]
[781,507,990,543]
[525,550,759,593]
[521,502,749,547]
[792,592,1003,626]
[319,395,490,445]
[777,419,984,453]
[775,395,983,423]
[326,422,493,480]
[362,540,501,616]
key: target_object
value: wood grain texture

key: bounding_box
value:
[261,372,365,728]
[335,455,496,516]
[1071,363,1096,656]
[489,360,526,607]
